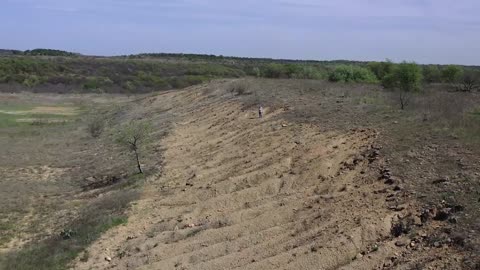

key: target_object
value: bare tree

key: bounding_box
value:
[116,121,152,174]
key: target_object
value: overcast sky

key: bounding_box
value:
[2,0,479,65]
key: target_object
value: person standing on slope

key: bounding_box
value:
[258,105,264,118]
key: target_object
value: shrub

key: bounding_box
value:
[122,81,136,91]
[167,76,207,89]
[87,117,105,138]
[441,65,463,83]
[261,63,287,78]
[22,75,42,88]
[291,66,325,79]
[456,71,479,92]
[367,60,394,80]
[328,65,378,83]
[423,65,442,83]
[83,76,113,90]
[229,81,250,95]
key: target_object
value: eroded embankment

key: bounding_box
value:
[72,83,409,270]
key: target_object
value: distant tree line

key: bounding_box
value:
[0,48,80,57]
[0,52,479,93]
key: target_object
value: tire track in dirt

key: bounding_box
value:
[72,82,399,270]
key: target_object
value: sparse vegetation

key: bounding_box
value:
[116,121,153,174]
[1,189,135,270]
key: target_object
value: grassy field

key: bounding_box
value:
[0,92,162,269]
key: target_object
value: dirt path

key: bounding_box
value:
[71,82,465,269]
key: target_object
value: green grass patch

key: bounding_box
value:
[0,221,16,246]
[0,105,77,128]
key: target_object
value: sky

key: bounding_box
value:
[1,0,480,65]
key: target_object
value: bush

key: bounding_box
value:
[456,70,480,92]
[328,65,378,83]
[87,117,105,138]
[168,76,208,89]
[22,75,42,88]
[122,81,136,91]
[442,65,463,83]
[367,60,394,80]
[83,76,113,90]
[291,66,325,79]
[261,63,287,78]
[229,81,250,95]
[423,65,441,83]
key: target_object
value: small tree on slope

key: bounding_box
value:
[116,121,153,174]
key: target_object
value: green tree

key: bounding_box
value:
[116,121,153,174]
[367,59,394,80]
[423,65,441,83]
[383,62,423,110]
[284,64,301,78]
[441,65,463,83]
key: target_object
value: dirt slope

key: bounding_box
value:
[72,81,466,270]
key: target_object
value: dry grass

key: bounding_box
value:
[0,93,152,270]
[228,80,252,96]
[407,89,480,140]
